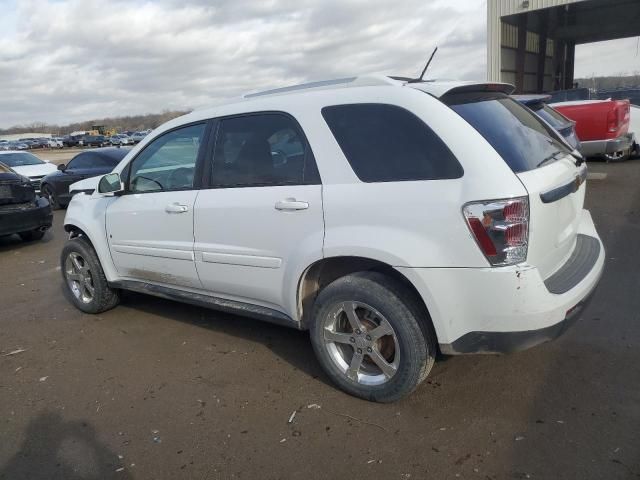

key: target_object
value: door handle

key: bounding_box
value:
[275,198,309,211]
[165,202,189,213]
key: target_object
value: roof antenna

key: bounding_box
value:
[408,47,438,83]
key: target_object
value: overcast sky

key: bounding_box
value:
[0,0,638,128]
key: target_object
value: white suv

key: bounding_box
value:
[61,76,604,402]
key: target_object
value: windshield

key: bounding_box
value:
[444,92,572,173]
[0,152,45,167]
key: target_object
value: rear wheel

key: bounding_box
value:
[310,272,436,402]
[61,237,120,313]
[19,229,45,242]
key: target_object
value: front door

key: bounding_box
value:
[106,123,207,289]
[193,113,323,313]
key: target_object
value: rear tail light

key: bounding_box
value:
[463,197,529,266]
[607,109,619,133]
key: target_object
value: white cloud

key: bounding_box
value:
[0,0,487,128]
[1,0,637,129]
[575,37,640,79]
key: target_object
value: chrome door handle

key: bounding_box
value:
[275,198,309,211]
[165,202,189,213]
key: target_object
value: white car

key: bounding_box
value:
[48,137,64,149]
[0,151,57,192]
[110,134,133,146]
[61,75,604,402]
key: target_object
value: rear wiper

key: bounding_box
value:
[536,151,564,168]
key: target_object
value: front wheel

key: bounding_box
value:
[309,272,436,402]
[61,237,120,313]
[41,184,60,210]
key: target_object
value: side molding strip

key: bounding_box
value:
[109,280,301,330]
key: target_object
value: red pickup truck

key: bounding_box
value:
[551,99,634,161]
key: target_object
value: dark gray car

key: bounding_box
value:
[40,147,130,209]
[513,95,581,152]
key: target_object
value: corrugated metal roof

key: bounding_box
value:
[488,0,585,18]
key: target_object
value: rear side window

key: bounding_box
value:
[211,113,320,188]
[444,92,572,173]
[321,104,462,183]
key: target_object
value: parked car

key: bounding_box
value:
[61,76,604,402]
[0,140,9,151]
[19,138,49,149]
[130,132,147,143]
[83,135,107,147]
[41,147,130,209]
[0,151,57,192]
[63,135,85,147]
[109,134,133,146]
[551,99,634,161]
[0,162,52,241]
[48,137,64,149]
[18,138,37,149]
[7,141,29,151]
[514,95,581,152]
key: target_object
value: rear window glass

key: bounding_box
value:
[322,104,463,183]
[444,92,572,173]
[536,104,570,128]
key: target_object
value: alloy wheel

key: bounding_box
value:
[64,252,95,304]
[322,301,400,386]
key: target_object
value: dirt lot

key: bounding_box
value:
[1,161,639,480]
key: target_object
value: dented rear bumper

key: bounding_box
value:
[397,210,605,355]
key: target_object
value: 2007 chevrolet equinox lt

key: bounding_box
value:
[61,75,604,402]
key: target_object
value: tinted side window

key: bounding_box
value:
[321,104,462,183]
[211,113,319,188]
[67,154,96,169]
[128,124,205,193]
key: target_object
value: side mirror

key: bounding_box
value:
[98,172,123,196]
[57,163,66,171]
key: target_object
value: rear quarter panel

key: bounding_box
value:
[299,87,529,268]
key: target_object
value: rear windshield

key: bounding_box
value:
[444,92,572,173]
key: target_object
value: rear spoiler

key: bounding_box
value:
[445,83,515,96]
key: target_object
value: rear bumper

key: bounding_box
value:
[581,133,634,157]
[0,197,53,236]
[397,209,605,354]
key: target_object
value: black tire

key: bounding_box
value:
[604,148,630,162]
[41,184,60,210]
[60,237,120,314]
[309,271,436,402]
[19,229,45,242]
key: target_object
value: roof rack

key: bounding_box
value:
[243,75,400,99]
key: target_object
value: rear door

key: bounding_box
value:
[445,91,586,278]
[193,112,323,313]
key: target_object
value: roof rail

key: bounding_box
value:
[243,75,400,99]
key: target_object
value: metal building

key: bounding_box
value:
[487,0,640,93]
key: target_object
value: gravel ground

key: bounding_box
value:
[0,160,639,480]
